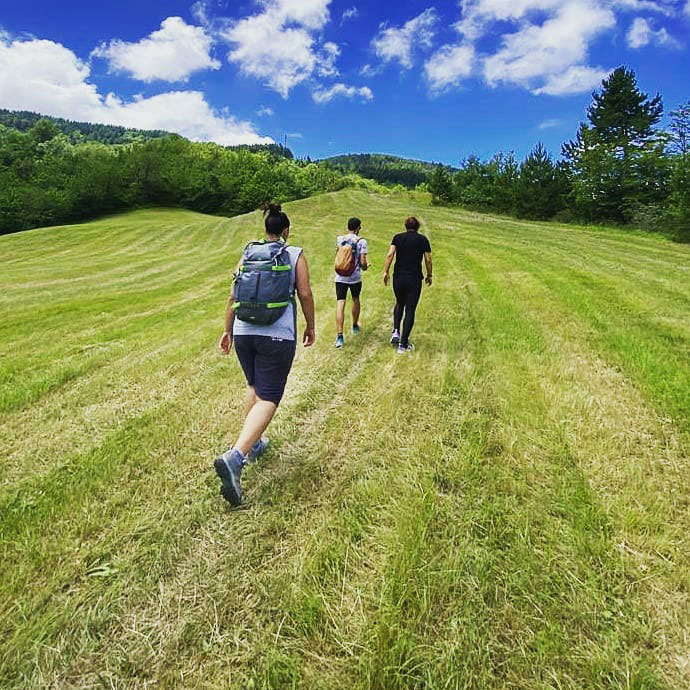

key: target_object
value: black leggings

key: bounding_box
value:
[393,275,422,346]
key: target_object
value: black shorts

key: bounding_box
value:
[233,335,296,405]
[335,281,362,300]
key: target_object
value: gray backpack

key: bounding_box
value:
[232,240,294,325]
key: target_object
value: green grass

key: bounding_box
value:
[1,191,689,688]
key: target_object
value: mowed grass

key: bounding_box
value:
[1,190,689,689]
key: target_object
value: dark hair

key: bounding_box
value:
[347,217,361,232]
[262,202,290,236]
[404,216,420,231]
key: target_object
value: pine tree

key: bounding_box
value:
[492,152,519,215]
[669,101,690,156]
[515,143,564,220]
[668,101,690,241]
[429,165,453,205]
[563,66,668,222]
[587,67,662,152]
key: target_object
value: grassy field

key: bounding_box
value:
[1,190,689,689]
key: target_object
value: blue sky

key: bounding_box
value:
[1,0,688,164]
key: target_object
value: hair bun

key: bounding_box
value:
[262,201,290,235]
[262,202,282,217]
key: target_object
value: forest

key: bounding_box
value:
[427,68,689,242]
[322,153,456,188]
[1,67,687,241]
[0,119,376,235]
[0,109,170,145]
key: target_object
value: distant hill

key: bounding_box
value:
[228,142,293,158]
[321,153,457,188]
[0,108,170,144]
[0,108,293,157]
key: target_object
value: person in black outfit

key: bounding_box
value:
[382,216,432,353]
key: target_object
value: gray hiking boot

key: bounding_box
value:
[246,436,269,464]
[213,448,244,506]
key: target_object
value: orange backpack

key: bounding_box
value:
[334,236,360,276]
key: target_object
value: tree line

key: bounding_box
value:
[323,153,456,189]
[428,68,689,242]
[0,109,171,146]
[2,67,687,240]
[0,120,378,235]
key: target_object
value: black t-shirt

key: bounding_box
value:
[391,231,432,278]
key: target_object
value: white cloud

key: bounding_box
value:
[685,0,690,16]
[222,0,334,97]
[359,63,382,77]
[533,65,609,95]
[626,16,680,48]
[190,0,211,26]
[483,1,615,94]
[379,0,681,97]
[457,0,563,40]
[0,36,270,145]
[613,0,676,16]
[272,0,331,30]
[1,38,102,116]
[311,83,373,104]
[372,8,438,69]
[256,106,274,117]
[457,0,673,40]
[538,117,565,129]
[92,17,219,82]
[627,16,653,46]
[103,91,273,145]
[318,42,340,77]
[424,44,475,91]
[342,7,359,22]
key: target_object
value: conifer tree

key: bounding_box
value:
[429,165,453,204]
[563,66,668,222]
[515,143,563,220]
[668,101,690,240]
[669,101,690,156]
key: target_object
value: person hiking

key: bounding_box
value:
[334,217,368,348]
[215,203,315,507]
[383,216,432,353]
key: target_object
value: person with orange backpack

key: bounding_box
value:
[334,217,368,348]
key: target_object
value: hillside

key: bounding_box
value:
[1,190,689,688]
[322,153,456,188]
[0,108,171,144]
[0,109,292,157]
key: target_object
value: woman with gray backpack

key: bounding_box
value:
[216,203,315,507]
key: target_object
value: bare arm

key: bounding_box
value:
[219,259,242,354]
[218,294,235,354]
[360,252,368,270]
[295,253,316,346]
[383,245,396,286]
[424,251,433,286]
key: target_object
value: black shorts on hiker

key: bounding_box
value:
[335,281,362,300]
[234,335,296,405]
